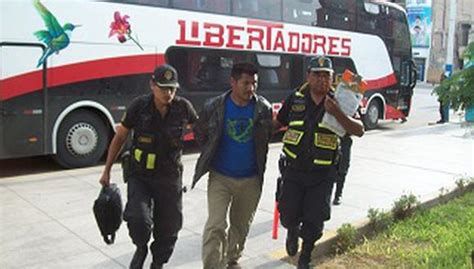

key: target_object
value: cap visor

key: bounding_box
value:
[156,82,180,88]
[310,68,334,73]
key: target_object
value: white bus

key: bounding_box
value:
[0,0,417,168]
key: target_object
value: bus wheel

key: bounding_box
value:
[55,110,110,168]
[362,100,381,130]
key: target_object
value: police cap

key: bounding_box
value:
[153,64,180,88]
[307,56,334,73]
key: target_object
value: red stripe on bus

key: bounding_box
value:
[0,54,164,101]
[365,73,397,90]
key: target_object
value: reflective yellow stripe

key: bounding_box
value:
[313,159,332,165]
[295,91,305,98]
[289,121,304,126]
[318,123,332,131]
[146,154,156,169]
[134,149,142,162]
[283,146,297,159]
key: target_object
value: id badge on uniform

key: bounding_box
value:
[282,129,304,145]
[314,133,338,150]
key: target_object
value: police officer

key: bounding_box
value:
[99,64,198,269]
[275,56,364,269]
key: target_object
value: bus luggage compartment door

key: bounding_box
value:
[0,43,47,159]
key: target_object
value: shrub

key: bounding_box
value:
[367,208,393,233]
[335,223,358,254]
[392,193,419,221]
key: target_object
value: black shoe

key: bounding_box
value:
[150,262,163,269]
[129,246,148,269]
[285,227,299,257]
[297,257,310,269]
[436,120,446,124]
[227,260,242,269]
[333,196,341,205]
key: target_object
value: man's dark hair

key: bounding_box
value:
[231,62,258,81]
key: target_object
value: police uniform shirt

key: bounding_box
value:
[122,93,198,173]
[277,90,333,177]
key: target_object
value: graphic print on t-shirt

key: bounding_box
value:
[226,118,254,143]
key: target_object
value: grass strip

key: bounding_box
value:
[318,190,474,269]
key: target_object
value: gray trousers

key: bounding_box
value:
[202,171,261,269]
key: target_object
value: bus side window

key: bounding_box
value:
[331,57,357,75]
[233,0,282,21]
[283,0,320,26]
[172,0,230,14]
[357,2,380,34]
[109,0,169,7]
[258,68,279,88]
[317,0,356,30]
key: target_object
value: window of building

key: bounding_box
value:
[460,23,472,46]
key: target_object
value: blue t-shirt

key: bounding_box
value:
[212,96,256,178]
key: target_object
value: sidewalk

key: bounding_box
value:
[0,122,472,269]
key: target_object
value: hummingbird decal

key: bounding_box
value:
[33,0,79,67]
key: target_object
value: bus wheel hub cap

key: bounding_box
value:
[368,105,378,123]
[66,123,98,156]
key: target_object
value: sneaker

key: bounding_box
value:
[333,196,341,205]
[285,227,299,257]
[227,260,242,269]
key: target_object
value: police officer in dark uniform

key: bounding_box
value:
[274,56,364,269]
[99,64,198,269]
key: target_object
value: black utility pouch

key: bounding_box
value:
[121,150,132,183]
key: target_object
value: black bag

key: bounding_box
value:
[93,183,123,245]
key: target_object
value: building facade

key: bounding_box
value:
[427,0,473,83]
[385,0,473,83]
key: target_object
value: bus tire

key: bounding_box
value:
[54,110,110,168]
[362,100,381,130]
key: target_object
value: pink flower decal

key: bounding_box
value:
[109,11,143,50]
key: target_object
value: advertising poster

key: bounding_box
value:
[406,0,432,48]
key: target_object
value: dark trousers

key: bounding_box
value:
[278,167,334,244]
[124,173,183,264]
[439,101,449,122]
[334,136,353,198]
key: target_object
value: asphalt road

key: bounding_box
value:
[0,83,441,178]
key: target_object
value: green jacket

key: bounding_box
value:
[192,91,273,188]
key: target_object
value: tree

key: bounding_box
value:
[434,41,474,111]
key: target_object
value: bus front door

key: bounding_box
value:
[0,43,47,159]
